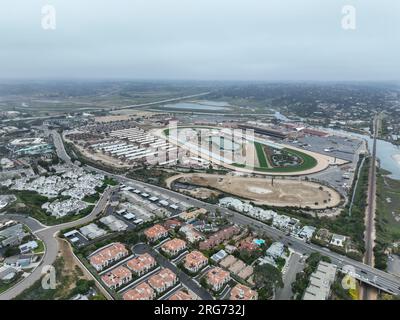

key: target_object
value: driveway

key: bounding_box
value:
[275,252,304,300]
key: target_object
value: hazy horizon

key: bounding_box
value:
[1,0,399,81]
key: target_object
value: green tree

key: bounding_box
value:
[253,264,283,299]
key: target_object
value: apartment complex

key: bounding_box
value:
[101,266,132,290]
[303,261,338,300]
[126,253,157,276]
[161,238,187,256]
[206,267,230,292]
[199,225,241,250]
[184,251,208,273]
[144,224,168,242]
[230,284,258,300]
[147,268,178,294]
[123,282,156,300]
[169,289,194,300]
[89,243,129,271]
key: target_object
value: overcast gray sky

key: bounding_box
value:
[1,0,399,81]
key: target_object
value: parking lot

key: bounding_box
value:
[118,183,191,221]
[285,134,363,197]
[287,134,361,162]
[309,165,354,196]
[63,229,91,247]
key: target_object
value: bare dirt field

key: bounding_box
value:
[55,238,91,295]
[169,173,342,209]
[176,186,222,200]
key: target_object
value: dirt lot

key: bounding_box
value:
[57,238,91,288]
[169,173,342,209]
[175,186,222,200]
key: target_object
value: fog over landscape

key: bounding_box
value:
[0,0,399,81]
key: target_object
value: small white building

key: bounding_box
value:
[19,241,38,254]
[330,234,346,247]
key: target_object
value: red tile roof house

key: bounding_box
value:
[89,242,129,272]
[230,284,258,300]
[169,289,194,300]
[199,225,241,251]
[160,238,187,257]
[126,253,157,277]
[184,250,208,273]
[238,238,258,252]
[101,266,132,290]
[179,224,204,243]
[147,268,178,294]
[144,224,168,243]
[206,267,230,292]
[164,219,182,231]
[123,282,156,300]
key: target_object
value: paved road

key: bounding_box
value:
[51,130,72,165]
[0,187,115,300]
[1,214,45,233]
[275,253,304,300]
[53,130,400,296]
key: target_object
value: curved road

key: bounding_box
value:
[0,187,115,300]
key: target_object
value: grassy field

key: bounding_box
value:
[33,240,45,254]
[375,169,400,269]
[254,142,269,168]
[376,171,400,242]
[234,146,318,173]
[82,192,100,204]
